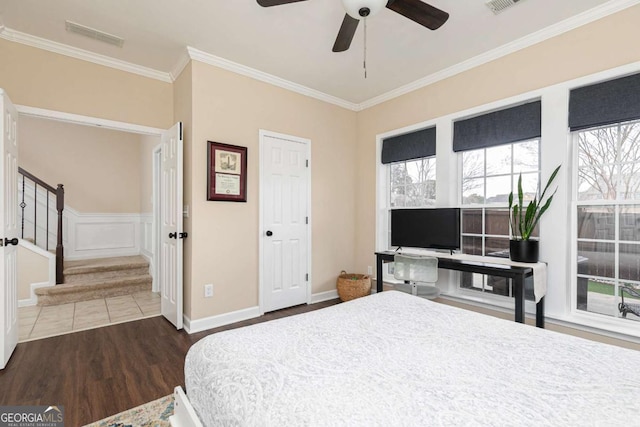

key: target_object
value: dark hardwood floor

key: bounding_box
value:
[0,299,340,426]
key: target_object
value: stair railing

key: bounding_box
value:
[18,167,64,284]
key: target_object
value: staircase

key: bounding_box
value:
[34,256,152,306]
[19,167,65,284]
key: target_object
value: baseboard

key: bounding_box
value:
[183,306,261,334]
[183,293,339,334]
[18,240,56,306]
[310,289,339,304]
[19,281,54,307]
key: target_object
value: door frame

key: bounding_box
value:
[152,145,162,292]
[15,105,164,136]
[258,129,312,315]
[15,105,165,289]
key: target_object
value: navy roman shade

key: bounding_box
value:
[453,101,541,152]
[381,127,436,164]
[569,72,640,131]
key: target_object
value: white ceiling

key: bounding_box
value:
[0,0,632,105]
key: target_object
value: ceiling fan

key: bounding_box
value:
[257,0,449,52]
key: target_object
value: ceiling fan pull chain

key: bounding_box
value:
[363,16,367,79]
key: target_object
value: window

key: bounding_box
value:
[380,126,437,265]
[389,157,436,208]
[574,120,640,322]
[383,156,436,280]
[460,139,540,295]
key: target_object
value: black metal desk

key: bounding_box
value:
[375,251,545,328]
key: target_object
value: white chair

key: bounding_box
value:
[393,254,440,299]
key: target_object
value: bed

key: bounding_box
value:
[172,291,640,426]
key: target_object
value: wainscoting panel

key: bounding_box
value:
[19,180,154,261]
[74,222,136,250]
[64,208,149,260]
[18,181,147,258]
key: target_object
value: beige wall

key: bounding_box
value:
[0,37,170,309]
[354,4,640,272]
[19,116,146,213]
[0,39,173,129]
[187,61,357,320]
[17,245,49,300]
[5,4,640,344]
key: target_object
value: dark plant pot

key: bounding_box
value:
[510,239,539,263]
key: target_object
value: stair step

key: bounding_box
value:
[64,255,149,275]
[64,266,150,284]
[35,275,152,306]
[63,255,149,284]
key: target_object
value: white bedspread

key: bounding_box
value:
[185,291,640,427]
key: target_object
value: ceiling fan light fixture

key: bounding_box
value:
[341,0,386,19]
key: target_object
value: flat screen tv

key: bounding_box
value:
[391,208,461,250]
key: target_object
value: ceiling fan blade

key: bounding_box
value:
[386,0,449,30]
[332,14,360,53]
[257,0,308,7]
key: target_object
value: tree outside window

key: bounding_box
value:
[460,140,540,295]
[390,158,436,208]
[575,120,640,321]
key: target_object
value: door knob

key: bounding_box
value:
[3,237,18,246]
[169,232,177,239]
[266,230,273,237]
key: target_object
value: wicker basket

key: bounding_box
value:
[336,270,371,302]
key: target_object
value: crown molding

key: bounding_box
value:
[170,48,191,81]
[1,0,637,112]
[0,26,172,83]
[186,46,360,111]
[358,0,640,110]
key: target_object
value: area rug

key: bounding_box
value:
[83,394,173,427]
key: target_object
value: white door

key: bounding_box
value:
[260,131,310,313]
[160,122,183,329]
[0,89,19,369]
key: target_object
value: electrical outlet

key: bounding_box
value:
[204,283,214,298]
[367,266,373,275]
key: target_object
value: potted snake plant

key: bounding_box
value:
[507,165,561,263]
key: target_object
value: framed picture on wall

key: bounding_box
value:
[207,141,248,202]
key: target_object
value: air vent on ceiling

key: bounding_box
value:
[485,0,525,15]
[65,20,124,47]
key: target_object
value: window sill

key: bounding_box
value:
[439,291,534,317]
[547,311,640,344]
[440,291,640,345]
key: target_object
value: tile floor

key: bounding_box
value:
[18,291,161,342]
